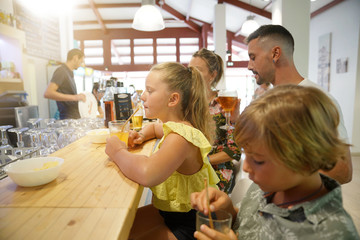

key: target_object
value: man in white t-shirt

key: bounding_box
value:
[246,24,352,184]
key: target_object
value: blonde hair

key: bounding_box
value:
[192,48,224,89]
[234,84,349,174]
[150,62,212,141]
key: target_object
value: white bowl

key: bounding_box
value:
[86,128,110,143]
[4,157,64,187]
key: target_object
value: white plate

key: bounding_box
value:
[86,128,110,143]
[78,92,98,118]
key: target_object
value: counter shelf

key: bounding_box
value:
[0,135,156,240]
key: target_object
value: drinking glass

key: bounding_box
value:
[0,125,13,149]
[108,120,130,147]
[131,104,143,131]
[196,210,232,234]
[40,128,59,156]
[0,125,14,165]
[8,127,29,156]
[27,118,42,129]
[217,89,238,130]
[44,118,56,128]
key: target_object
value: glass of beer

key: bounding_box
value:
[108,120,130,146]
[217,89,238,130]
[131,104,143,131]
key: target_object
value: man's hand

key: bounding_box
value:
[77,93,86,102]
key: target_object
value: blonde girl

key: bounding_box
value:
[105,62,219,240]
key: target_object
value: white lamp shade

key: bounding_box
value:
[132,5,165,31]
[241,16,260,35]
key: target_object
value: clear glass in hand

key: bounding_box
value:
[217,89,238,130]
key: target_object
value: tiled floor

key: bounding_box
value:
[342,154,360,233]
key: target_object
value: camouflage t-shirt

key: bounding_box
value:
[233,174,359,239]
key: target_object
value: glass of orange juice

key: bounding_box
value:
[108,120,130,146]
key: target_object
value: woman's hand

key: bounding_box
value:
[230,98,241,123]
[194,225,238,240]
[105,136,127,159]
[128,130,145,147]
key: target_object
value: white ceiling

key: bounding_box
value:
[71,0,337,35]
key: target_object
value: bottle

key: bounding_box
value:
[116,81,126,94]
[110,77,117,94]
[131,89,143,109]
[102,80,115,128]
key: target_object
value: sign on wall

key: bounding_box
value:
[13,1,61,61]
[317,33,332,92]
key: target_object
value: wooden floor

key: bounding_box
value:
[342,154,360,233]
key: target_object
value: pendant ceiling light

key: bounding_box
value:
[132,0,165,31]
[241,15,260,35]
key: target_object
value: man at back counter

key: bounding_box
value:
[246,24,352,184]
[44,48,86,119]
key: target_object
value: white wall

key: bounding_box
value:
[308,0,360,153]
[272,0,310,77]
[24,13,74,119]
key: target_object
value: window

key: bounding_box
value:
[179,38,199,64]
[111,39,131,65]
[134,38,154,64]
[157,38,176,63]
[84,40,104,65]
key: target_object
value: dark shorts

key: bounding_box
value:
[159,209,196,240]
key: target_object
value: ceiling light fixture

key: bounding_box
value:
[241,15,260,35]
[132,0,165,31]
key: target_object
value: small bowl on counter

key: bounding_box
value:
[86,128,110,143]
[4,157,64,187]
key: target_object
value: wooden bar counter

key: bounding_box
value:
[0,135,156,240]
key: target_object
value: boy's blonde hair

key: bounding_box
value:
[151,62,212,142]
[234,84,349,174]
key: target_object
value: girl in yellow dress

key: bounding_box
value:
[105,62,219,240]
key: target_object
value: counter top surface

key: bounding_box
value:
[0,135,156,240]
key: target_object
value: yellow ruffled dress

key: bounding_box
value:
[150,121,220,212]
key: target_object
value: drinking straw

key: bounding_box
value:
[204,178,214,229]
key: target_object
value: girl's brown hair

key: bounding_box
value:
[234,84,349,174]
[151,62,212,141]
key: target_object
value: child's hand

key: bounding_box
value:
[194,224,238,240]
[190,187,231,216]
[128,130,145,147]
[105,136,127,158]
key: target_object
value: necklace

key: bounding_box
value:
[276,182,324,208]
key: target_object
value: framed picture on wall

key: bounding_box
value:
[317,33,332,92]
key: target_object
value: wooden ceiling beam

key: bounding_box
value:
[75,3,141,9]
[311,0,344,18]
[73,18,175,26]
[222,0,271,19]
[88,0,107,34]
[74,28,200,40]
[155,0,201,33]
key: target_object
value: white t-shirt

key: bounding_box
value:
[299,79,349,143]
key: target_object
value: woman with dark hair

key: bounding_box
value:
[92,82,104,118]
